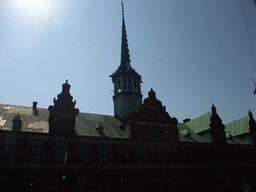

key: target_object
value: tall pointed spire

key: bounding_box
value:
[111,2,137,77]
[121,2,131,69]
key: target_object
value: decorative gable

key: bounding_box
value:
[209,104,227,144]
[48,80,79,136]
[248,110,256,145]
[128,88,178,142]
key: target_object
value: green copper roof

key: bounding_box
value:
[0,104,251,144]
[225,116,249,136]
[185,111,212,134]
[178,123,209,143]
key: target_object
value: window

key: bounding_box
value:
[79,142,87,163]
[3,138,16,162]
[31,140,43,162]
[128,77,132,90]
[183,147,190,163]
[92,143,99,163]
[169,146,176,164]
[137,80,140,92]
[138,145,145,163]
[123,78,127,91]
[155,146,161,163]
[78,175,86,186]
[197,148,203,163]
[58,118,67,130]
[153,127,158,137]
[138,128,143,139]
[131,145,136,163]
[152,110,157,120]
[100,143,108,163]
[55,141,66,163]
[120,174,127,190]
[114,81,118,93]
[119,144,127,163]
[134,78,137,90]
[118,79,121,90]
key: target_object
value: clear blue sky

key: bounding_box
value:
[1,0,256,124]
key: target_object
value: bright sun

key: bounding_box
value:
[16,0,45,10]
[10,0,55,21]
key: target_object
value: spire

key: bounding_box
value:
[122,1,124,16]
[110,2,137,77]
[121,2,131,68]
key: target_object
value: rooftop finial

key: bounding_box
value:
[122,1,124,16]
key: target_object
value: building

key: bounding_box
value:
[1,3,256,192]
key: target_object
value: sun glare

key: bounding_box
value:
[16,0,45,10]
[9,0,56,21]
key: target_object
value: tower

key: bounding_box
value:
[110,3,142,121]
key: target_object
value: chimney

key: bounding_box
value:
[33,102,39,116]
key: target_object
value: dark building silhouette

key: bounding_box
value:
[0,3,256,192]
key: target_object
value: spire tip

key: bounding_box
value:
[122,1,124,16]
